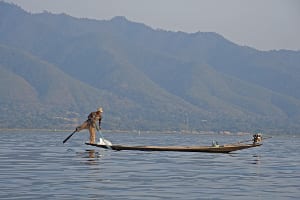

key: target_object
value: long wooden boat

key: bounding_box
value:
[85,142,262,153]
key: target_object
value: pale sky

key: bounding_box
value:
[4,0,300,51]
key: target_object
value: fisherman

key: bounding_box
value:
[75,107,103,144]
[253,133,262,144]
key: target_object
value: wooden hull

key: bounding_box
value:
[85,143,262,153]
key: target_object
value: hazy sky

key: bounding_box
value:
[4,0,300,51]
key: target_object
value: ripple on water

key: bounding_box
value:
[0,131,299,199]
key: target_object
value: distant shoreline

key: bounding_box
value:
[0,128,252,135]
[0,128,298,136]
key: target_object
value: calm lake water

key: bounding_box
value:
[0,130,299,200]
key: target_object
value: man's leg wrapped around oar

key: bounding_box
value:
[75,119,97,144]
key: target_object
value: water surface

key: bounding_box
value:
[0,131,299,199]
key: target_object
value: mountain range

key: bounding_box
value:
[0,2,300,133]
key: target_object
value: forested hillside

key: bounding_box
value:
[1,2,300,133]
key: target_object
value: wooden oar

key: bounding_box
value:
[237,139,253,144]
[63,130,77,144]
[236,136,272,144]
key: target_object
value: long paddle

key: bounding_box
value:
[231,135,272,145]
[63,130,77,144]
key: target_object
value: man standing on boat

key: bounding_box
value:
[75,107,103,144]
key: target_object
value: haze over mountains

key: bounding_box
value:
[1,2,300,133]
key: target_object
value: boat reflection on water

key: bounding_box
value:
[75,149,103,165]
[87,149,98,159]
[252,154,261,165]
